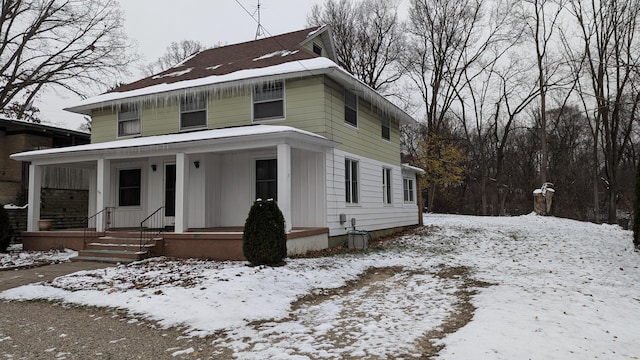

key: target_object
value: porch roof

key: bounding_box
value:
[10,125,339,163]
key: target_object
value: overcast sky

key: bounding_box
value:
[38,0,316,130]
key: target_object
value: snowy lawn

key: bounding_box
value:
[0,244,77,270]
[1,214,639,359]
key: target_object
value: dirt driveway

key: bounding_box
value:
[0,260,484,359]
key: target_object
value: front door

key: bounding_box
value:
[165,163,176,225]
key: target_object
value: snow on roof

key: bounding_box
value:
[65,57,338,113]
[253,50,299,61]
[151,67,193,79]
[402,163,426,174]
[10,125,334,161]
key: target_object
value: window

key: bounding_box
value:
[253,81,284,120]
[180,93,207,130]
[383,168,392,204]
[119,169,141,206]
[344,90,358,127]
[256,159,277,200]
[345,158,359,204]
[118,104,140,137]
[403,177,415,203]
[313,43,323,56]
[381,116,390,141]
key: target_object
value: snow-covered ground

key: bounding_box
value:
[0,244,77,270]
[1,214,639,359]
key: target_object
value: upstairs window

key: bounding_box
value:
[313,43,323,56]
[256,159,277,200]
[180,93,207,130]
[383,168,392,204]
[253,81,284,121]
[119,169,141,207]
[381,116,390,141]
[344,90,358,127]
[403,177,415,203]
[117,104,140,137]
[345,158,359,204]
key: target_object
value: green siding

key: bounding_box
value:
[88,75,402,167]
[323,79,401,165]
[90,108,116,143]
[276,77,327,135]
[211,92,251,128]
[142,102,179,136]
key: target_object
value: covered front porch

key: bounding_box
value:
[12,125,337,260]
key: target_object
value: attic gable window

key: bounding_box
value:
[180,93,207,130]
[344,90,358,127]
[313,43,323,56]
[117,104,140,137]
[253,81,284,121]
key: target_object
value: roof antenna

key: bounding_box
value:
[254,0,265,40]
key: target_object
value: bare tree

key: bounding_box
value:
[0,0,136,120]
[307,0,405,92]
[519,0,567,185]
[567,0,640,223]
[404,0,515,135]
[141,40,206,76]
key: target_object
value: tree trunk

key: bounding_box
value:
[592,146,601,224]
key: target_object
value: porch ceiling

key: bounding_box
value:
[10,125,339,165]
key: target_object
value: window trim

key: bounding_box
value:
[118,168,142,207]
[403,177,415,204]
[345,158,359,205]
[381,116,390,141]
[344,89,358,128]
[179,93,208,131]
[117,104,141,138]
[252,80,285,122]
[383,167,392,205]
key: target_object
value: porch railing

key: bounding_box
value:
[140,206,164,256]
[83,207,114,247]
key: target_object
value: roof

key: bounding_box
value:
[64,26,416,125]
[0,117,90,138]
[10,125,338,163]
[113,26,335,93]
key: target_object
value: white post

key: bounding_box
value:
[96,158,111,232]
[26,164,42,231]
[277,143,292,233]
[175,152,190,233]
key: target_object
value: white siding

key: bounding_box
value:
[326,149,420,236]
[219,152,254,226]
[291,148,325,227]
[206,154,221,227]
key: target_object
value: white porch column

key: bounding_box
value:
[277,143,292,233]
[26,164,42,231]
[175,152,190,233]
[96,158,111,232]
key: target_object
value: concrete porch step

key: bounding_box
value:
[78,249,147,260]
[72,256,137,264]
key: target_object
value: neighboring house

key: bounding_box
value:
[1,117,90,234]
[11,26,424,260]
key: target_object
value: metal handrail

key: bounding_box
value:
[139,206,164,255]
[83,207,114,247]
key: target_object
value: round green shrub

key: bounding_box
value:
[242,199,287,266]
[0,205,13,253]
